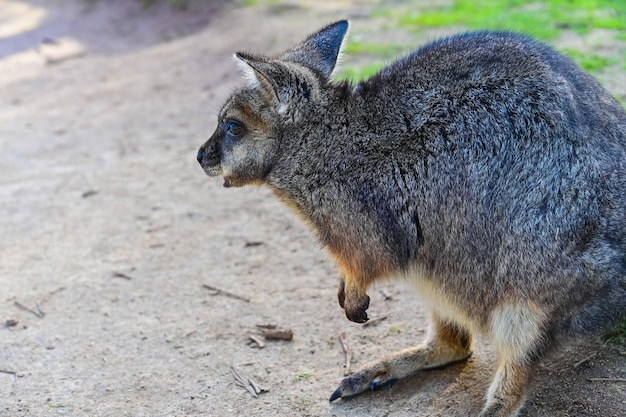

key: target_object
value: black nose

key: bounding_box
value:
[196,147,205,164]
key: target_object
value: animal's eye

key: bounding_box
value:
[224,120,244,137]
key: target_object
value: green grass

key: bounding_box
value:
[394,0,626,40]
[293,372,314,382]
[336,41,409,81]
[340,0,626,84]
[560,48,619,72]
[343,41,407,58]
[337,62,386,82]
[389,322,407,333]
[603,318,626,346]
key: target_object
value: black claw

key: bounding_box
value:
[337,280,346,309]
[329,386,343,402]
[363,294,370,310]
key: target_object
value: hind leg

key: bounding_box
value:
[479,302,546,417]
[479,360,532,417]
[329,314,473,401]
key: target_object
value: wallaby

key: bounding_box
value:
[196,20,626,416]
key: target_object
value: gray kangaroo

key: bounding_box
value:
[196,20,626,416]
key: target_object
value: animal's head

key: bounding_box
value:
[197,20,348,187]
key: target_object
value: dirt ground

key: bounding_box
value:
[1,1,625,416]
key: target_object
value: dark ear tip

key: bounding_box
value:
[234,51,254,61]
[331,20,349,35]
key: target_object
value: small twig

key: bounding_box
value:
[231,365,265,398]
[244,241,264,248]
[587,378,626,383]
[5,319,18,327]
[262,328,293,341]
[362,315,388,328]
[14,301,45,318]
[255,323,293,341]
[202,284,250,303]
[573,352,597,369]
[256,323,277,330]
[41,287,66,304]
[231,366,258,398]
[111,271,132,280]
[248,334,266,348]
[339,332,353,376]
[248,377,262,395]
[0,369,16,376]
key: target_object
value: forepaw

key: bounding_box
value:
[329,369,397,401]
[337,278,370,323]
[344,293,370,323]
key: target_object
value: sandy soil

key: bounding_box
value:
[1,1,624,416]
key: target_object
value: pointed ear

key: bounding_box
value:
[281,20,349,79]
[234,52,280,101]
[234,52,292,115]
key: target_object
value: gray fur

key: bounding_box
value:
[197,21,626,416]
